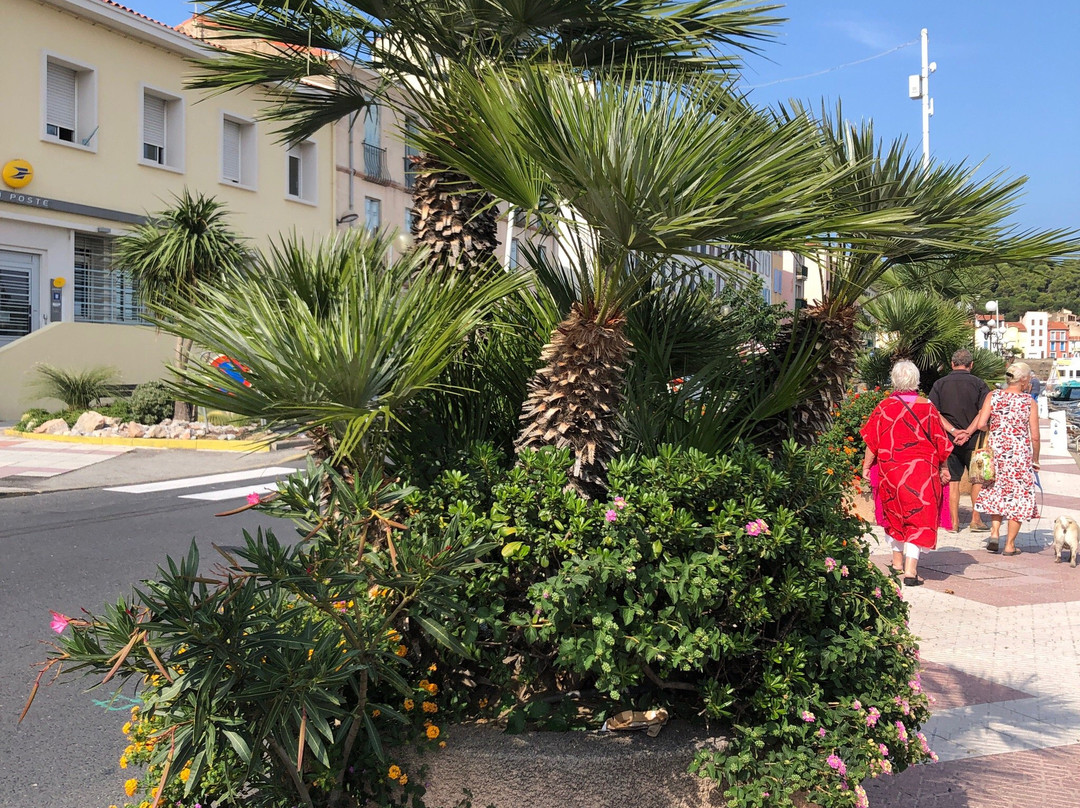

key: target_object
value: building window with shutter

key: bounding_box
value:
[221,114,257,188]
[44,55,96,149]
[364,197,381,232]
[285,141,317,203]
[140,88,183,170]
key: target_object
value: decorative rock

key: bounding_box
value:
[125,423,147,438]
[34,418,70,435]
[145,424,168,439]
[104,417,120,427]
[74,411,107,433]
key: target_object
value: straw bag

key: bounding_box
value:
[968,432,996,483]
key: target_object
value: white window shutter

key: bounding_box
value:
[47,62,78,132]
[144,95,166,149]
[222,120,241,182]
[364,105,380,146]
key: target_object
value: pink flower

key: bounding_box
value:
[895,720,909,743]
[247,492,261,505]
[878,743,889,757]
[605,509,617,523]
[854,783,869,808]
[826,754,847,777]
[761,793,770,799]
[866,707,881,727]
[825,557,837,572]
[613,496,626,510]
[879,759,893,775]
[801,710,815,723]
[755,518,770,534]
[816,727,827,738]
[745,520,762,536]
[840,565,849,577]
[49,611,71,634]
[873,587,882,599]
[917,732,933,756]
[851,699,862,711]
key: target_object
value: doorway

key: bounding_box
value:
[0,250,40,347]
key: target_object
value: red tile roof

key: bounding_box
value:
[98,0,199,40]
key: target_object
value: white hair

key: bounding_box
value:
[890,360,921,392]
[1005,361,1032,385]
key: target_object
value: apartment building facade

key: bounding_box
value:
[0,0,336,416]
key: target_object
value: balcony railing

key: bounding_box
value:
[363,143,391,184]
[403,156,418,190]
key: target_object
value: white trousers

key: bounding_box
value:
[890,538,921,560]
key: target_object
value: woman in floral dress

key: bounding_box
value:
[973,362,1041,555]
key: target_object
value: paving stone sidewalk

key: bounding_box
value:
[0,437,130,479]
[862,421,1080,807]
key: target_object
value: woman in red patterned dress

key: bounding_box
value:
[972,362,1040,555]
[860,361,953,586]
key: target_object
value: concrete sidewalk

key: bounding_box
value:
[863,421,1080,807]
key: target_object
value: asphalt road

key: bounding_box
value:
[0,479,291,808]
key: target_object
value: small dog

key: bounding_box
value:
[1053,516,1080,567]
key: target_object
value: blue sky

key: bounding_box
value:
[134,0,1079,234]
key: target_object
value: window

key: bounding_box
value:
[773,265,783,294]
[221,115,256,187]
[286,141,317,203]
[406,207,420,236]
[141,88,183,170]
[364,197,381,232]
[44,55,96,148]
[509,238,520,268]
[73,235,142,324]
[364,104,381,147]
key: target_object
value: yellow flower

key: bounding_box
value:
[426,725,440,740]
[421,701,437,714]
[398,774,408,786]
[428,663,437,672]
[403,699,414,711]
[438,741,446,749]
[130,706,140,717]
[122,722,132,735]
[395,645,408,657]
[386,629,401,643]
[387,764,402,780]
[179,768,191,783]
[371,709,381,718]
[307,648,314,660]
[119,756,128,769]
[124,745,135,757]
[124,778,139,797]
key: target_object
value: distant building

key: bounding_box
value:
[1021,312,1049,358]
[1048,321,1070,359]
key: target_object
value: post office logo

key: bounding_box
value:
[2,159,33,189]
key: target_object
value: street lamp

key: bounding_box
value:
[981,300,1007,356]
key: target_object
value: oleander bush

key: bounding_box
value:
[129,381,175,425]
[400,442,933,808]
[31,465,492,808]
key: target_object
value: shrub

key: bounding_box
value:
[98,399,133,422]
[812,388,887,489]
[403,442,932,808]
[28,464,490,808]
[129,381,174,425]
[30,364,118,411]
[14,408,50,432]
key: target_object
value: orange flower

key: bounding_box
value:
[426,725,440,740]
[399,774,409,786]
[387,764,402,780]
[124,779,139,797]
[395,645,408,657]
[825,468,835,475]
[404,699,414,711]
[422,701,438,713]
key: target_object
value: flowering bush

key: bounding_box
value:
[812,388,887,490]
[27,464,483,808]
[403,442,932,807]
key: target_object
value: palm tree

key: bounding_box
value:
[777,106,1080,442]
[186,0,785,271]
[858,290,1005,390]
[154,229,527,472]
[112,190,248,420]
[409,64,903,495]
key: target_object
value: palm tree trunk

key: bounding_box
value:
[173,336,196,422]
[783,303,862,444]
[515,303,631,498]
[411,152,499,273]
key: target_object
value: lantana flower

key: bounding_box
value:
[824,557,837,572]
[826,754,847,776]
[866,707,881,727]
[605,509,618,523]
[613,496,626,510]
[801,710,815,723]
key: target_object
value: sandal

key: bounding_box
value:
[986,539,1000,553]
[903,576,924,587]
[1002,549,1021,556]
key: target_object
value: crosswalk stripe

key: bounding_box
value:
[105,467,297,494]
[179,481,285,502]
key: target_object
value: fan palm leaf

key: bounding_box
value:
[153,230,527,471]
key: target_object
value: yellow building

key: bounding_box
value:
[0,0,335,418]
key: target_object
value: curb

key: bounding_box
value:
[4,428,271,453]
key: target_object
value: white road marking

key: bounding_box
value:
[178,481,285,502]
[105,467,297,494]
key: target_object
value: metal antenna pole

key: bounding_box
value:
[909,28,937,169]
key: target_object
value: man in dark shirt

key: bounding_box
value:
[929,349,991,533]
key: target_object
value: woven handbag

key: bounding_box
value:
[968,431,996,483]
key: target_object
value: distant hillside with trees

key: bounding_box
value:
[970,258,1080,319]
